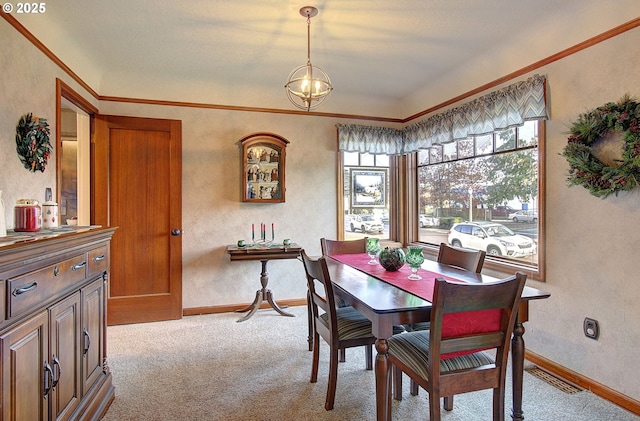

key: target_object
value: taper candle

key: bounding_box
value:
[252,224,255,241]
[272,223,274,240]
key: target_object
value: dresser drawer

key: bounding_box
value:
[7,254,87,318]
[87,245,109,279]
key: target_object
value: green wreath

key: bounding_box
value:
[15,113,52,173]
[560,95,640,198]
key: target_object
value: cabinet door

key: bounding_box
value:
[49,293,82,421]
[81,278,104,394]
[0,311,49,421]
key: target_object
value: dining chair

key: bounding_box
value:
[402,242,488,398]
[300,249,377,410]
[320,237,368,255]
[405,243,486,335]
[388,272,527,421]
[311,238,367,357]
[437,242,486,273]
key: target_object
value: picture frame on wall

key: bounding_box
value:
[351,169,386,207]
[238,132,289,203]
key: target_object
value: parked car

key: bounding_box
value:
[346,214,384,233]
[508,210,538,223]
[490,205,517,219]
[448,221,536,257]
[419,215,439,228]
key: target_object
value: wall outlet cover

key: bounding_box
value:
[583,317,599,340]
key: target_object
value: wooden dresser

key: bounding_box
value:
[0,227,116,421]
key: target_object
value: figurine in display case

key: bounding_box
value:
[238,133,289,203]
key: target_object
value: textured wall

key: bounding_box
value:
[521,27,640,400]
[2,16,640,402]
[0,20,98,226]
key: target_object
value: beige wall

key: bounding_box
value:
[97,101,362,307]
[2,17,640,403]
[523,27,640,400]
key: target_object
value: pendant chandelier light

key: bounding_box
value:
[285,6,333,111]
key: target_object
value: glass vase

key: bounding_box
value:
[406,246,425,280]
[366,238,381,265]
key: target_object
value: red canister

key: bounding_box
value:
[14,199,42,232]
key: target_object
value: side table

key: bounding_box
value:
[226,244,301,322]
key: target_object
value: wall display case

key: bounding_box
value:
[239,133,289,203]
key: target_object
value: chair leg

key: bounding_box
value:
[429,391,442,421]
[310,333,320,384]
[410,378,419,396]
[393,365,403,401]
[339,347,346,362]
[364,344,373,370]
[307,292,313,351]
[493,387,505,421]
[444,395,454,411]
[325,346,339,410]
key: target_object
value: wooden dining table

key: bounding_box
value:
[324,254,550,421]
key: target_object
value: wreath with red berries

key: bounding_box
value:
[561,95,640,198]
[15,113,52,173]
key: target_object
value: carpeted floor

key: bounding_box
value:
[103,306,639,421]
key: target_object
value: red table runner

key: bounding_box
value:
[329,253,501,358]
[330,253,453,301]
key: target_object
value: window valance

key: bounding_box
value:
[403,74,547,153]
[337,74,547,156]
[336,124,403,155]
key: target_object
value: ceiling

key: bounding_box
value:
[11,0,640,118]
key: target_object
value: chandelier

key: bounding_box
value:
[285,6,333,111]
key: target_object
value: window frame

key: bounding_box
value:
[337,151,401,243]
[406,120,546,282]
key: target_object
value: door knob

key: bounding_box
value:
[171,229,181,236]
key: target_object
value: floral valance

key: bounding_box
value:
[403,74,547,153]
[337,74,547,156]
[337,124,403,155]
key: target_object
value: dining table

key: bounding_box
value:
[324,253,550,421]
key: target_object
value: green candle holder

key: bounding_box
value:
[366,238,381,265]
[406,246,425,280]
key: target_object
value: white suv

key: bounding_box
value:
[448,222,536,257]
[346,214,384,233]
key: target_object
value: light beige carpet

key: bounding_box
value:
[103,306,639,421]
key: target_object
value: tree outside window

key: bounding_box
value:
[417,120,541,268]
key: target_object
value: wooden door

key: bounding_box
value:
[93,115,182,325]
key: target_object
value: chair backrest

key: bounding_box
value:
[300,249,339,339]
[320,237,368,256]
[428,272,526,370]
[437,242,486,273]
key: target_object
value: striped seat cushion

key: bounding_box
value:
[387,330,494,380]
[320,306,375,340]
[320,306,406,340]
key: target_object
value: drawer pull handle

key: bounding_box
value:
[72,261,87,271]
[93,254,106,262]
[83,328,91,355]
[54,266,59,277]
[12,282,37,296]
[52,355,61,389]
[43,360,54,397]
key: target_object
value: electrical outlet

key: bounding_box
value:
[583,317,599,340]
